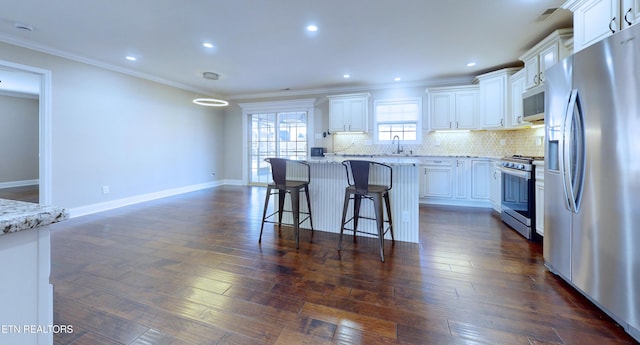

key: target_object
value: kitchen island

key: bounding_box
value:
[0,199,69,345]
[283,155,420,243]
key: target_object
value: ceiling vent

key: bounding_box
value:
[536,8,558,21]
[202,72,219,80]
[15,23,33,32]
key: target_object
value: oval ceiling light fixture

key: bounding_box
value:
[394,77,401,81]
[306,24,318,32]
[466,62,477,67]
[125,56,137,61]
[202,42,214,48]
[193,98,229,107]
[343,74,351,78]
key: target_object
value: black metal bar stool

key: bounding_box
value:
[338,160,394,262]
[259,158,314,249]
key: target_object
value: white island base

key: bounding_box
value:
[278,159,420,243]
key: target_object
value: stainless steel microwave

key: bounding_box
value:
[522,85,545,122]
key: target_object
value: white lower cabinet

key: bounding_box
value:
[420,158,491,207]
[490,161,502,212]
[471,160,490,200]
[420,159,453,198]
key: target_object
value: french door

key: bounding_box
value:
[249,111,307,185]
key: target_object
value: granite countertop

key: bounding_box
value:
[308,154,499,166]
[307,155,421,166]
[0,198,69,237]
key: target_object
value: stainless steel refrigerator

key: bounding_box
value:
[544,24,640,341]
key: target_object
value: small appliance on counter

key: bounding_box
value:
[310,147,326,157]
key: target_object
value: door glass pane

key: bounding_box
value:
[249,111,307,185]
[278,112,307,160]
[250,113,276,185]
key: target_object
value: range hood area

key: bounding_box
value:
[523,84,545,123]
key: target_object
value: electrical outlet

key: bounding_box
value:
[102,185,110,194]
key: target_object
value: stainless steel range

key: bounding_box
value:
[500,155,542,240]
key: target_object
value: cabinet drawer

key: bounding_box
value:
[422,158,452,166]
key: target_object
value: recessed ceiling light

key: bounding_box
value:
[467,62,477,67]
[306,25,318,32]
[343,74,350,78]
[125,56,137,61]
[202,42,214,49]
[394,77,401,81]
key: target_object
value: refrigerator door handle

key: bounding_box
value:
[562,90,578,213]
[562,89,586,214]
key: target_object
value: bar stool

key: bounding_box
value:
[259,158,314,249]
[338,160,394,262]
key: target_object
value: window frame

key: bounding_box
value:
[373,97,423,144]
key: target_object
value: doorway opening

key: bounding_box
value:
[0,60,52,204]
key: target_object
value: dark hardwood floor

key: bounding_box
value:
[0,184,39,203]
[43,185,636,344]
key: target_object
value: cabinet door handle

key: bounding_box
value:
[533,73,539,85]
[449,122,452,129]
[517,116,522,123]
[456,121,459,128]
[625,8,633,26]
[610,17,617,34]
[538,71,543,84]
[500,118,504,127]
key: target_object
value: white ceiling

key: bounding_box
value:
[0,0,572,99]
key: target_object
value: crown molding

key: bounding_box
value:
[0,34,224,98]
[1,33,476,102]
[228,76,474,101]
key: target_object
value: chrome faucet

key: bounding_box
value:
[392,135,403,154]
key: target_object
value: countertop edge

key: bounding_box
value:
[1,199,70,237]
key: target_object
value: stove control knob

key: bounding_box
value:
[517,164,524,169]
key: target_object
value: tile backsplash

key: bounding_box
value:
[331,128,545,157]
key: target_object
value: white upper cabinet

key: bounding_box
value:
[476,68,519,130]
[564,0,638,53]
[328,93,370,132]
[509,69,529,128]
[518,28,573,90]
[426,86,478,130]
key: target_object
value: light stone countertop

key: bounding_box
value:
[0,198,69,237]
[308,154,500,166]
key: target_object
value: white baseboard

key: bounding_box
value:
[68,180,228,218]
[221,179,244,186]
[0,179,39,189]
[419,198,492,208]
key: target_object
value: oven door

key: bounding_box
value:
[501,167,533,229]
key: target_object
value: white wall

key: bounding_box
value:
[0,94,39,184]
[0,42,225,209]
